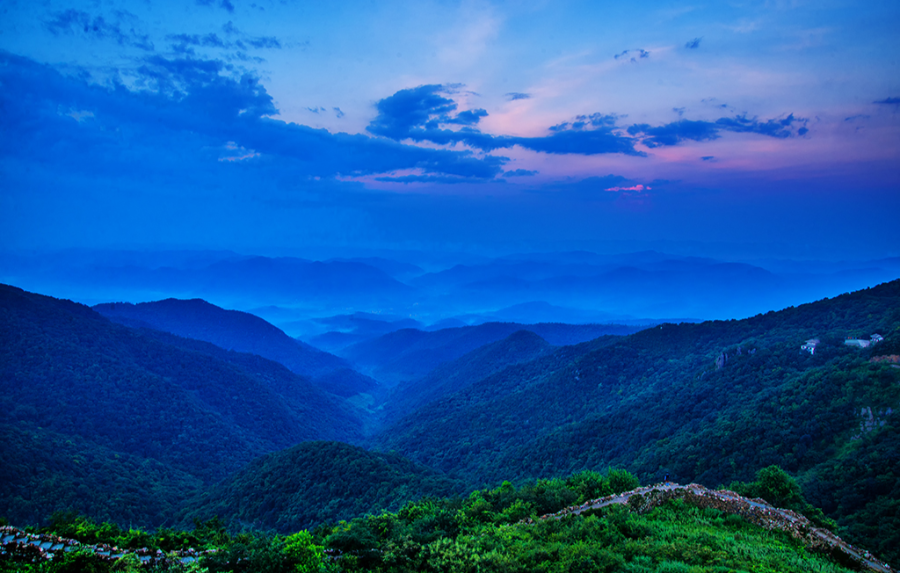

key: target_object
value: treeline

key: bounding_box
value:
[184,442,467,533]
[1,468,861,573]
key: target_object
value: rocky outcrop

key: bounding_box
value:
[533,483,892,573]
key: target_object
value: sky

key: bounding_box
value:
[1,0,898,260]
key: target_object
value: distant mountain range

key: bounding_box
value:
[93,298,375,397]
[338,322,640,386]
[378,329,556,425]
[3,248,897,329]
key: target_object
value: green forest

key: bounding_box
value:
[0,468,868,572]
[2,280,898,569]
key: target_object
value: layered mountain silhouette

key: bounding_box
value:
[340,321,640,386]
[93,298,376,397]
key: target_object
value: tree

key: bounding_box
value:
[283,531,326,573]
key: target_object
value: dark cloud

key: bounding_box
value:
[446,108,488,125]
[334,107,345,119]
[874,97,900,106]
[628,120,719,147]
[714,113,806,137]
[168,32,227,50]
[503,169,538,177]
[629,113,809,147]
[368,86,641,156]
[549,114,618,132]
[685,37,702,49]
[844,114,870,122]
[196,0,234,13]
[614,48,650,62]
[168,26,281,54]
[673,107,685,117]
[367,84,461,139]
[246,36,281,49]
[307,106,326,114]
[45,9,154,51]
[0,53,506,183]
[505,92,531,101]
[701,156,715,161]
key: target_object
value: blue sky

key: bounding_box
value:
[1,0,898,259]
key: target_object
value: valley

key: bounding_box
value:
[1,272,898,571]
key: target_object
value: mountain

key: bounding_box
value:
[186,441,465,533]
[340,321,640,386]
[299,312,426,353]
[380,330,556,425]
[0,284,365,526]
[0,421,203,528]
[93,298,376,397]
[0,252,413,308]
[372,279,900,559]
[325,257,424,280]
[94,298,348,377]
[406,253,900,321]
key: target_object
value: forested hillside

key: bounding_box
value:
[380,329,556,424]
[2,280,898,566]
[341,321,640,385]
[373,280,900,560]
[93,298,376,397]
[0,284,366,527]
[185,441,465,533]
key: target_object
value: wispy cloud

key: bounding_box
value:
[685,37,702,49]
[168,22,281,55]
[605,184,650,192]
[196,0,234,14]
[503,169,538,177]
[614,48,650,63]
[628,113,809,147]
[45,9,154,51]
[505,92,531,101]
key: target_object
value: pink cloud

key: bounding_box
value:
[605,184,650,192]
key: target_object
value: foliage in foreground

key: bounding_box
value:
[2,468,859,573]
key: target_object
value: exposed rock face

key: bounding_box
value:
[715,352,728,370]
[854,406,893,438]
